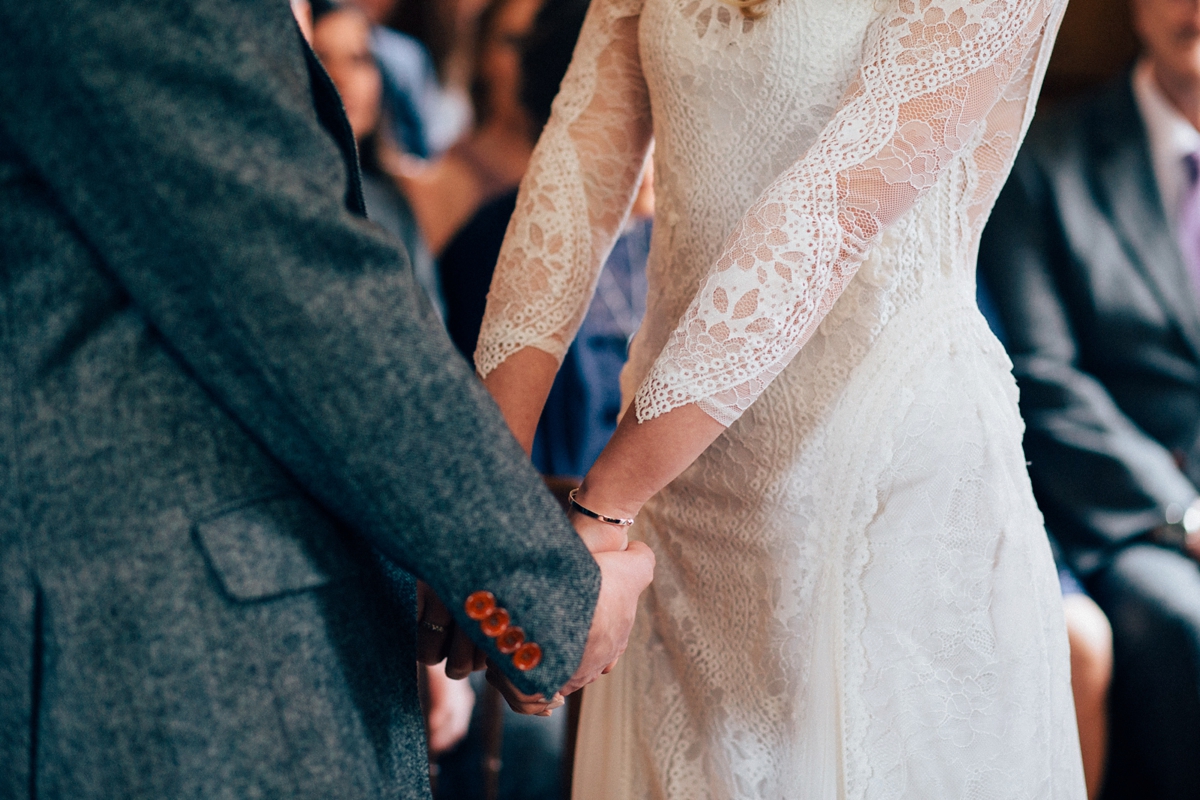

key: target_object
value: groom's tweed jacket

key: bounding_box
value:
[0,0,600,797]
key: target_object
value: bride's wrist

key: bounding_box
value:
[569,510,628,554]
[572,481,643,523]
[567,482,644,554]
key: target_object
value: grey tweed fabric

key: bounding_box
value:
[0,0,600,797]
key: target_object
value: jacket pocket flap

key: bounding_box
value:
[194,496,361,602]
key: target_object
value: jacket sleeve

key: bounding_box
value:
[978,149,1198,573]
[0,0,598,697]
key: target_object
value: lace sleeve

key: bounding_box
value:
[636,0,1066,425]
[474,0,652,377]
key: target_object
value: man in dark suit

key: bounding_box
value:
[979,1,1200,797]
[0,1,653,797]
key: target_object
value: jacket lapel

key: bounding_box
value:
[1097,79,1200,363]
[300,29,367,217]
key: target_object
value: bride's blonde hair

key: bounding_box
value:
[724,0,771,18]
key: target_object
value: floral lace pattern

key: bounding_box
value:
[573,293,1084,799]
[638,0,1063,424]
[474,0,653,379]
[479,0,1082,797]
[477,0,1065,427]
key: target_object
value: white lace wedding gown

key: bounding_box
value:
[476,0,1085,796]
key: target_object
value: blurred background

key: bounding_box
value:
[1044,0,1138,102]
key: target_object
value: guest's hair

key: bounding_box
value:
[518,0,590,134]
[726,0,770,18]
[382,0,458,81]
[468,0,513,125]
[309,0,342,23]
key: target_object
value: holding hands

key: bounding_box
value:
[483,509,654,714]
[416,488,654,716]
[420,349,720,717]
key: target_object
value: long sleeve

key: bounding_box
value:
[0,0,598,697]
[474,0,653,378]
[637,0,1067,425]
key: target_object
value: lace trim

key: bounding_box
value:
[474,0,651,377]
[634,0,1062,423]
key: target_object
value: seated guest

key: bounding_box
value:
[345,0,470,159]
[356,0,486,158]
[532,191,651,477]
[370,23,443,159]
[979,0,1200,796]
[311,0,443,316]
[395,0,545,256]
[977,279,1114,800]
[442,174,651,478]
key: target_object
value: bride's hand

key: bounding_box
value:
[567,487,643,676]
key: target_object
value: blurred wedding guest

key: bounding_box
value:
[358,0,489,157]
[292,0,314,41]
[370,22,443,159]
[438,0,647,479]
[348,0,457,159]
[533,188,651,477]
[977,280,1114,800]
[397,0,545,256]
[311,0,443,315]
[979,1,1200,797]
[442,170,652,478]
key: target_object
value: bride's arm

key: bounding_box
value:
[575,0,1069,531]
[476,0,653,452]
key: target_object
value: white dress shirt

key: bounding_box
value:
[1133,59,1200,230]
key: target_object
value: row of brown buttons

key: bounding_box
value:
[465,590,543,671]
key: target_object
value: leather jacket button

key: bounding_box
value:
[512,642,543,671]
[496,626,525,654]
[465,591,496,620]
[481,608,511,637]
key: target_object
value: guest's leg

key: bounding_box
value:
[1089,544,1200,800]
[1063,593,1112,800]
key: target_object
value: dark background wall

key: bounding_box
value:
[1044,0,1140,102]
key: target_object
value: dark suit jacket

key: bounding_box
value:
[0,1,598,797]
[979,74,1200,577]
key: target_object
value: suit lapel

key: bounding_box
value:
[1097,80,1200,362]
[300,29,367,217]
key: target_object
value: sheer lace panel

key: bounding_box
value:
[636,0,1062,424]
[474,0,653,377]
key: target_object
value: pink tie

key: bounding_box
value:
[1177,152,1200,293]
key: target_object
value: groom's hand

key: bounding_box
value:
[421,540,653,715]
[485,662,566,716]
[486,541,654,715]
[417,581,487,678]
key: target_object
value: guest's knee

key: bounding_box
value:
[1098,546,1200,667]
[1065,593,1113,701]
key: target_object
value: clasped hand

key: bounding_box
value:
[416,508,653,716]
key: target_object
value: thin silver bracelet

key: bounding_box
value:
[567,488,635,528]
